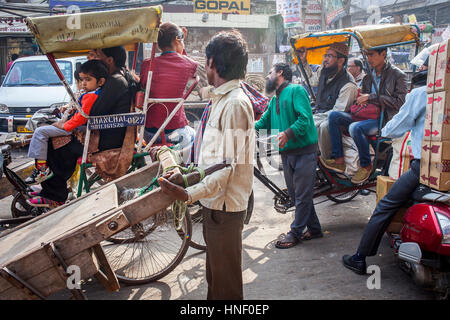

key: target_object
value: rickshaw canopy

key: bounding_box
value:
[291,24,420,65]
[26,5,162,58]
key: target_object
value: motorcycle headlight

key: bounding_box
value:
[0,104,9,113]
[436,212,450,244]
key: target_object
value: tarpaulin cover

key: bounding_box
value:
[291,24,419,65]
[26,5,162,58]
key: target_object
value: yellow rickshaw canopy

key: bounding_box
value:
[26,5,162,58]
[291,24,419,65]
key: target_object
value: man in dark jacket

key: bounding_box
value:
[255,63,322,249]
[321,47,407,184]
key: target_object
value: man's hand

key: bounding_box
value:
[356,94,370,105]
[296,47,308,65]
[276,132,289,149]
[58,103,69,114]
[52,121,65,130]
[158,171,189,202]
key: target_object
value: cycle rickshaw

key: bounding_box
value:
[254,24,422,213]
[0,5,219,295]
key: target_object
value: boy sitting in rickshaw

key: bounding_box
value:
[25,60,109,187]
[320,47,408,184]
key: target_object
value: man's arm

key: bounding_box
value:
[284,86,312,140]
[381,87,427,139]
[333,82,358,112]
[303,64,321,88]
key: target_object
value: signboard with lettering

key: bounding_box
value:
[193,0,251,14]
[276,0,302,28]
[304,15,321,32]
[88,113,146,130]
[325,0,345,26]
[306,0,321,14]
[0,17,28,33]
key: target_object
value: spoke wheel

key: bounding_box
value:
[102,208,192,284]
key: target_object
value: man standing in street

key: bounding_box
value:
[158,30,254,300]
[296,43,358,160]
[255,63,322,249]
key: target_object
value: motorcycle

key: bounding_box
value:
[390,185,450,299]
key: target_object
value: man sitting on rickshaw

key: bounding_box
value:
[321,47,408,184]
[139,22,198,150]
[28,46,136,208]
[296,43,358,160]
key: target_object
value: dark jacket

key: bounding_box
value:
[89,68,133,151]
[361,62,408,124]
[315,68,354,114]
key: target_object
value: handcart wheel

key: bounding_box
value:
[102,207,192,284]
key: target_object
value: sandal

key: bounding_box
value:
[275,232,299,249]
[300,230,324,241]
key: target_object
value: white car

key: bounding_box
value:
[0,55,87,134]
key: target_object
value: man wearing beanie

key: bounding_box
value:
[296,42,358,160]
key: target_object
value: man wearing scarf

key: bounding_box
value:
[255,63,322,249]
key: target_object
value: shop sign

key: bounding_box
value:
[0,17,28,33]
[193,0,251,14]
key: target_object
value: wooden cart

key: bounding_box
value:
[0,150,222,300]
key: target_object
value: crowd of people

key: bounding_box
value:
[19,22,431,300]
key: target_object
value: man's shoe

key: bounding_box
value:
[351,166,372,184]
[342,254,367,275]
[25,167,54,185]
[319,157,346,173]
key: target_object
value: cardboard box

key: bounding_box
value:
[376,175,408,233]
[434,39,450,93]
[420,140,450,191]
[427,43,440,93]
[424,90,450,141]
[376,175,396,204]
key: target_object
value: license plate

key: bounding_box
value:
[17,125,33,133]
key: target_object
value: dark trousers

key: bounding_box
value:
[357,159,421,256]
[202,207,246,300]
[281,152,322,239]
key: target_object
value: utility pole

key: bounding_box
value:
[321,0,326,31]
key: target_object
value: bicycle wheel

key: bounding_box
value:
[326,189,360,203]
[102,208,192,285]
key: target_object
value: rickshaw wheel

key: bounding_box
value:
[101,208,192,284]
[11,192,33,218]
[326,189,360,204]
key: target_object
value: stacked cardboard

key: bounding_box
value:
[421,39,450,191]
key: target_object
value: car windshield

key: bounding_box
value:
[3,60,72,87]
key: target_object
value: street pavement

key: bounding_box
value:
[0,148,434,300]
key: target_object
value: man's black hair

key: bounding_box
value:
[11,53,19,61]
[273,63,292,82]
[79,60,109,81]
[336,52,348,65]
[353,58,364,72]
[370,47,387,55]
[101,46,127,68]
[205,30,248,81]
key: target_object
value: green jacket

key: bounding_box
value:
[255,83,318,153]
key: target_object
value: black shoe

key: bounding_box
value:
[342,254,367,275]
